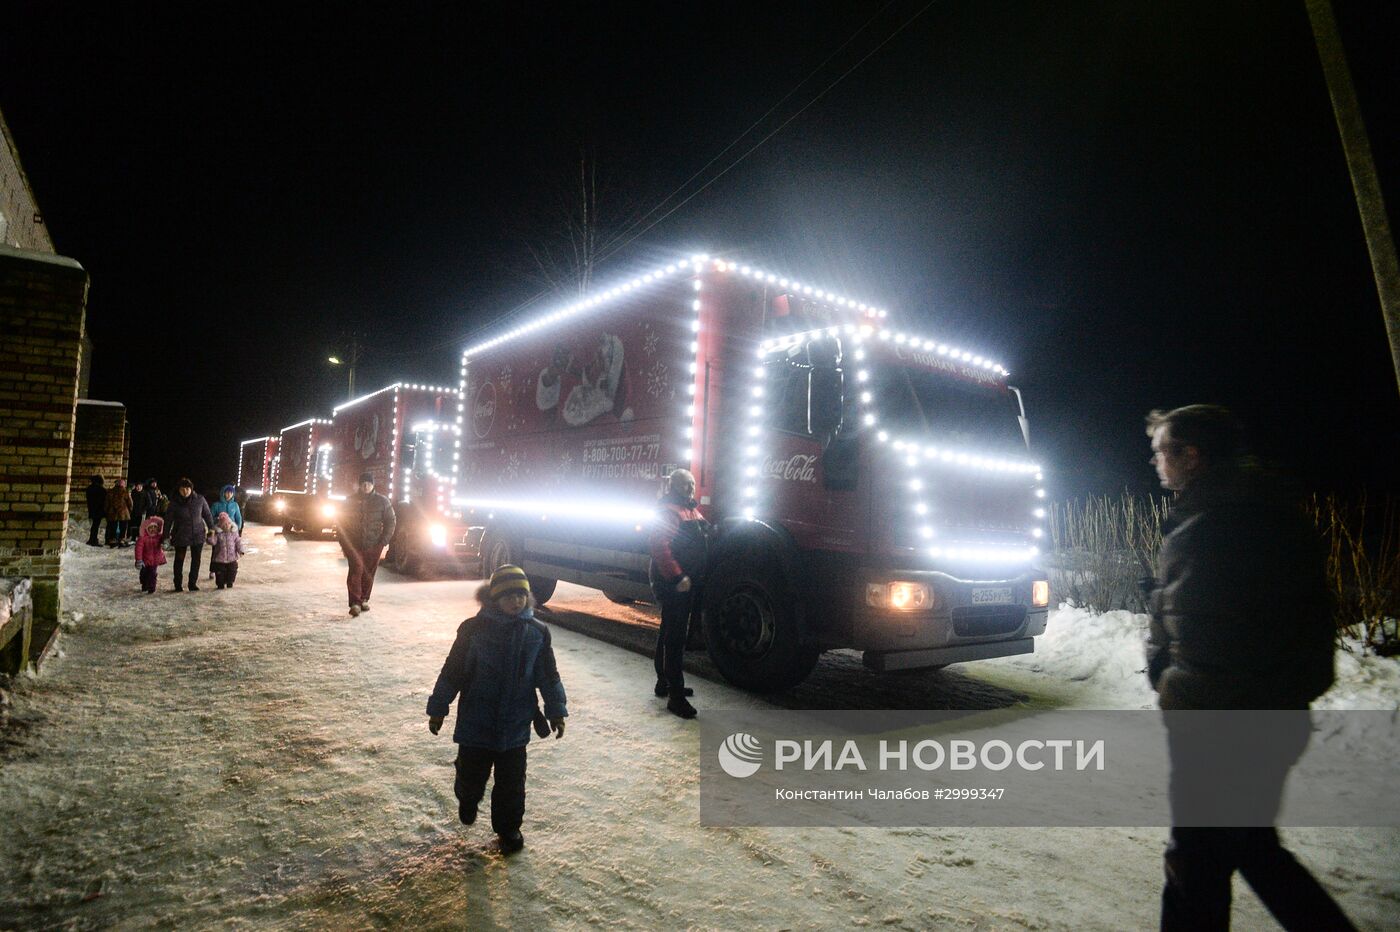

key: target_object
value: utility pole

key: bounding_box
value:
[1306,0,1400,395]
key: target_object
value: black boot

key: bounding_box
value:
[498,831,524,854]
[655,679,693,697]
[667,690,697,719]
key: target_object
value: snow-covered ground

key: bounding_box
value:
[0,524,1395,929]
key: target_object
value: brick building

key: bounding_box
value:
[69,400,131,509]
[0,109,53,253]
[0,108,105,674]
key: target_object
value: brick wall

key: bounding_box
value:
[0,109,54,254]
[69,401,130,510]
[0,245,88,627]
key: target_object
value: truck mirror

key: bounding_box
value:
[809,368,843,437]
[806,335,842,370]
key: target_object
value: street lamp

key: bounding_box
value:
[328,345,357,400]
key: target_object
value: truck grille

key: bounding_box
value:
[950,604,1027,638]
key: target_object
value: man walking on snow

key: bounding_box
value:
[1145,405,1353,931]
[336,470,395,617]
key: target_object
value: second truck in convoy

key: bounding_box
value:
[235,251,1049,690]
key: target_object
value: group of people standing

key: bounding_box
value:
[84,475,248,593]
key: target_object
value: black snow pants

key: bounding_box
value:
[172,544,203,589]
[455,745,527,835]
[212,561,239,588]
[653,588,694,693]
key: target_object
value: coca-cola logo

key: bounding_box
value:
[473,382,496,438]
[761,454,818,482]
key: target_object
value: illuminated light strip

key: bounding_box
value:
[390,387,401,499]
[760,325,1009,378]
[460,251,900,364]
[681,278,703,467]
[237,437,270,491]
[280,416,333,432]
[927,545,1041,563]
[884,437,1041,476]
[450,496,656,524]
[333,382,402,414]
[401,384,462,395]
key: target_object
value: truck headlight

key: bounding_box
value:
[321,503,337,519]
[1032,580,1050,608]
[865,581,932,612]
[273,499,286,513]
[428,523,448,547]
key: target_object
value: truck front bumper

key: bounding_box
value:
[850,568,1048,669]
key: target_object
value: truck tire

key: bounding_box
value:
[702,554,820,692]
[481,530,555,605]
[529,576,557,606]
[389,539,422,578]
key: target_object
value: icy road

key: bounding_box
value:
[0,523,1394,929]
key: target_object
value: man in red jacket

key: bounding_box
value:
[648,468,709,719]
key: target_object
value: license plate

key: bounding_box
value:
[971,587,1013,605]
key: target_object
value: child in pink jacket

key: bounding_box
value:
[210,512,246,589]
[134,516,167,593]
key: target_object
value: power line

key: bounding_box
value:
[378,1,937,363]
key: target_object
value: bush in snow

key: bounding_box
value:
[1047,491,1168,614]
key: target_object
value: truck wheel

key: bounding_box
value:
[482,531,555,605]
[702,555,820,692]
[482,532,514,578]
[529,576,557,606]
[390,540,422,578]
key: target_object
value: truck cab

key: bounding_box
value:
[710,323,1048,688]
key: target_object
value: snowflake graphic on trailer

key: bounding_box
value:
[504,452,523,479]
[646,361,672,399]
[643,325,659,356]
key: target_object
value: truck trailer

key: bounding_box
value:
[327,382,474,575]
[236,435,279,522]
[269,418,335,533]
[450,253,1050,691]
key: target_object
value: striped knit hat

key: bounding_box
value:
[489,564,531,600]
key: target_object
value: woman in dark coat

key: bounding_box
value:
[161,477,214,592]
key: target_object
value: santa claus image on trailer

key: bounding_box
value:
[536,332,634,427]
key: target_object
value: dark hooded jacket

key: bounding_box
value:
[426,606,568,750]
[163,490,215,547]
[1146,464,1335,710]
[85,476,106,520]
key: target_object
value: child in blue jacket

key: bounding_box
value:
[427,564,567,854]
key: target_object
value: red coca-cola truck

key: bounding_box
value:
[452,253,1050,690]
[327,382,473,574]
[236,435,280,521]
[269,418,335,533]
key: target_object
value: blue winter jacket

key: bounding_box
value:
[426,607,568,751]
[210,490,244,532]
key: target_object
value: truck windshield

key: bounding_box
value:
[857,367,1025,454]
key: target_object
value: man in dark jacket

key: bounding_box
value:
[84,475,107,546]
[648,467,709,719]
[1145,405,1353,931]
[127,480,147,544]
[336,470,396,616]
[162,477,215,592]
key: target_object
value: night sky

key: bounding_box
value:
[4,1,1397,500]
